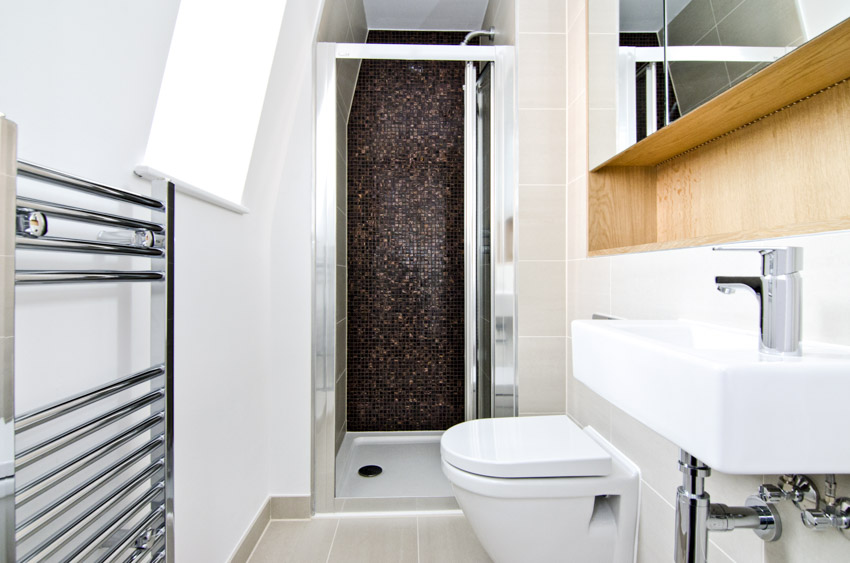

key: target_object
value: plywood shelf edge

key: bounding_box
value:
[587,218,850,257]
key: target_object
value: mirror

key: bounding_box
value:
[589,0,850,168]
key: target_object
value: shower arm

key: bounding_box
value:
[461,27,496,46]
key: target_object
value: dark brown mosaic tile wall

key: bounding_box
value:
[347,31,467,431]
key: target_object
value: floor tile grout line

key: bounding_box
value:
[416,516,421,563]
[325,518,341,563]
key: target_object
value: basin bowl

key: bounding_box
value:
[572,320,850,474]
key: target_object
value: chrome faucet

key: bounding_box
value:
[713,246,803,356]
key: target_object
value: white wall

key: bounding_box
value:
[0,0,178,411]
[0,1,322,560]
[254,0,327,498]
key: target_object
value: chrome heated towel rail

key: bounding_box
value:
[1,115,174,563]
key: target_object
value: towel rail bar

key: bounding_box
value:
[21,481,164,563]
[16,235,164,257]
[67,484,165,563]
[16,390,164,467]
[16,196,165,233]
[15,414,164,502]
[16,440,164,534]
[95,504,165,563]
[16,457,164,542]
[16,160,165,211]
[16,365,164,431]
[15,270,164,284]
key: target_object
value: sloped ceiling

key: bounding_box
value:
[363,0,489,31]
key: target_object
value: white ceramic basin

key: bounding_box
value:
[572,320,850,474]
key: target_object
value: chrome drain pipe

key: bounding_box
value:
[674,450,781,563]
[675,451,711,563]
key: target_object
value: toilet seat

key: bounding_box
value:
[440,415,612,479]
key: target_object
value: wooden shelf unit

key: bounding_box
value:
[588,18,850,257]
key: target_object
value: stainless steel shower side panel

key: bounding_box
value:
[313,42,339,515]
[0,115,17,563]
[464,61,479,421]
[492,47,518,418]
[149,178,175,561]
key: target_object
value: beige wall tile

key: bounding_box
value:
[588,107,617,169]
[636,484,676,563]
[567,339,612,438]
[567,177,587,260]
[336,147,347,215]
[336,208,346,266]
[567,0,585,30]
[335,369,346,433]
[588,0,618,34]
[318,0,352,43]
[336,102,347,164]
[327,517,418,562]
[345,0,368,42]
[518,33,566,109]
[567,256,610,332]
[567,94,588,181]
[518,336,566,414]
[567,1,588,105]
[337,58,361,118]
[483,0,517,46]
[518,184,566,261]
[335,420,346,454]
[707,542,737,563]
[336,265,346,323]
[518,260,566,337]
[335,317,346,377]
[610,406,682,499]
[518,109,567,185]
[518,0,566,33]
[418,516,493,563]
[587,33,618,109]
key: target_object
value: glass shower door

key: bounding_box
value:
[464,62,495,420]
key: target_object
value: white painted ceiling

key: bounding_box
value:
[363,0,489,31]
[620,0,691,32]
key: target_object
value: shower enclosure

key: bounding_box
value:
[313,39,517,513]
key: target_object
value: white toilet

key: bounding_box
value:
[440,415,640,563]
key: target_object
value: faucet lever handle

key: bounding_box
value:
[712,246,803,276]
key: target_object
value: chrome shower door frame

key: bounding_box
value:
[312,43,518,514]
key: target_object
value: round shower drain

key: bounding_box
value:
[358,465,383,478]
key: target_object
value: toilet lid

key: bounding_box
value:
[441,416,612,478]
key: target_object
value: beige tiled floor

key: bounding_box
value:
[247,515,492,563]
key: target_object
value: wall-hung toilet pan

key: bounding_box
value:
[440,415,640,563]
